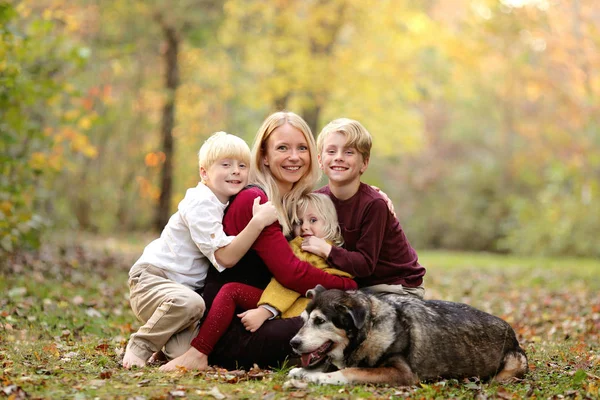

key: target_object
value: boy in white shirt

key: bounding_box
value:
[122,132,278,368]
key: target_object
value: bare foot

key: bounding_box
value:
[122,348,146,369]
[159,347,208,372]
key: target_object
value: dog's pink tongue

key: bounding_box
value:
[300,353,312,368]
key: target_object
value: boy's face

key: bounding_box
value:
[201,158,249,203]
[293,203,327,239]
[318,132,368,186]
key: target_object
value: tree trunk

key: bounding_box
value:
[302,104,321,138]
[302,0,347,136]
[154,17,180,232]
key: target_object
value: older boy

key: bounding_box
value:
[303,118,426,296]
[122,132,278,369]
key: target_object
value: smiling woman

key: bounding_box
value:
[159,111,358,371]
[261,123,311,195]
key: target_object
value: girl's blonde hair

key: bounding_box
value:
[317,118,373,162]
[250,111,321,236]
[292,193,344,247]
[198,131,251,175]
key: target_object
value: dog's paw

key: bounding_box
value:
[288,367,307,379]
[303,370,348,385]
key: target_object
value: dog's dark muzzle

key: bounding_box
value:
[290,337,302,352]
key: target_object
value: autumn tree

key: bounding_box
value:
[0,2,92,253]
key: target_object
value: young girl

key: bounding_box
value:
[163,193,352,371]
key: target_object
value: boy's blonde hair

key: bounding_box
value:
[198,131,251,174]
[293,193,344,246]
[250,112,321,236]
[317,118,373,162]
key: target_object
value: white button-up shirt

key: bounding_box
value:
[131,182,235,290]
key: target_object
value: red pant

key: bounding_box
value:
[191,282,262,355]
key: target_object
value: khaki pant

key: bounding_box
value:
[365,283,425,299]
[126,264,205,361]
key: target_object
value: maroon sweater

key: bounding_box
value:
[316,183,425,288]
[221,186,357,294]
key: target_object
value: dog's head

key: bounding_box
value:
[289,285,369,369]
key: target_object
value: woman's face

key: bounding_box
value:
[263,123,311,194]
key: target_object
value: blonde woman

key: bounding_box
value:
[160,112,357,371]
[162,193,351,371]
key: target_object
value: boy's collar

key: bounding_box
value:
[329,180,361,201]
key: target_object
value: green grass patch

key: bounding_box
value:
[1,235,599,399]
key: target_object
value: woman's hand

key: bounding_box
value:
[301,236,332,258]
[251,197,279,228]
[238,307,273,332]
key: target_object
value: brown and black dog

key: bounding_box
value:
[288,285,528,385]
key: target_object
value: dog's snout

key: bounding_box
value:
[290,336,302,350]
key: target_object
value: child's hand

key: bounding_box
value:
[237,307,273,332]
[252,197,279,228]
[371,185,397,217]
[301,236,332,258]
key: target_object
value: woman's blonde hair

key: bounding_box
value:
[292,193,344,246]
[198,131,251,174]
[317,118,373,162]
[250,111,320,236]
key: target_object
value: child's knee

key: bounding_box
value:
[179,292,205,320]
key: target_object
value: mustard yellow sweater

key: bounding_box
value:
[257,236,353,318]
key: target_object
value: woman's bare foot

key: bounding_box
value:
[159,347,208,372]
[122,348,147,369]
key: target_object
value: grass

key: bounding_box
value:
[1,232,599,399]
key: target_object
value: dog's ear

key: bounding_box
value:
[337,304,367,329]
[306,284,326,299]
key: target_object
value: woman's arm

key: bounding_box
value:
[223,188,358,294]
[214,198,278,268]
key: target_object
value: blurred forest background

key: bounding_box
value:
[2,0,599,257]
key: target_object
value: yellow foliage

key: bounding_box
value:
[63,13,80,32]
[47,95,60,106]
[29,152,46,171]
[77,116,92,130]
[0,201,13,216]
[48,154,63,171]
[69,132,96,159]
[15,3,31,18]
[42,9,54,20]
[81,144,98,159]
[64,109,79,121]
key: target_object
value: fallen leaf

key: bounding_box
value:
[495,387,512,399]
[88,379,106,387]
[99,370,112,379]
[86,308,102,318]
[8,288,27,298]
[1,384,28,399]
[95,343,110,353]
[208,386,226,399]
